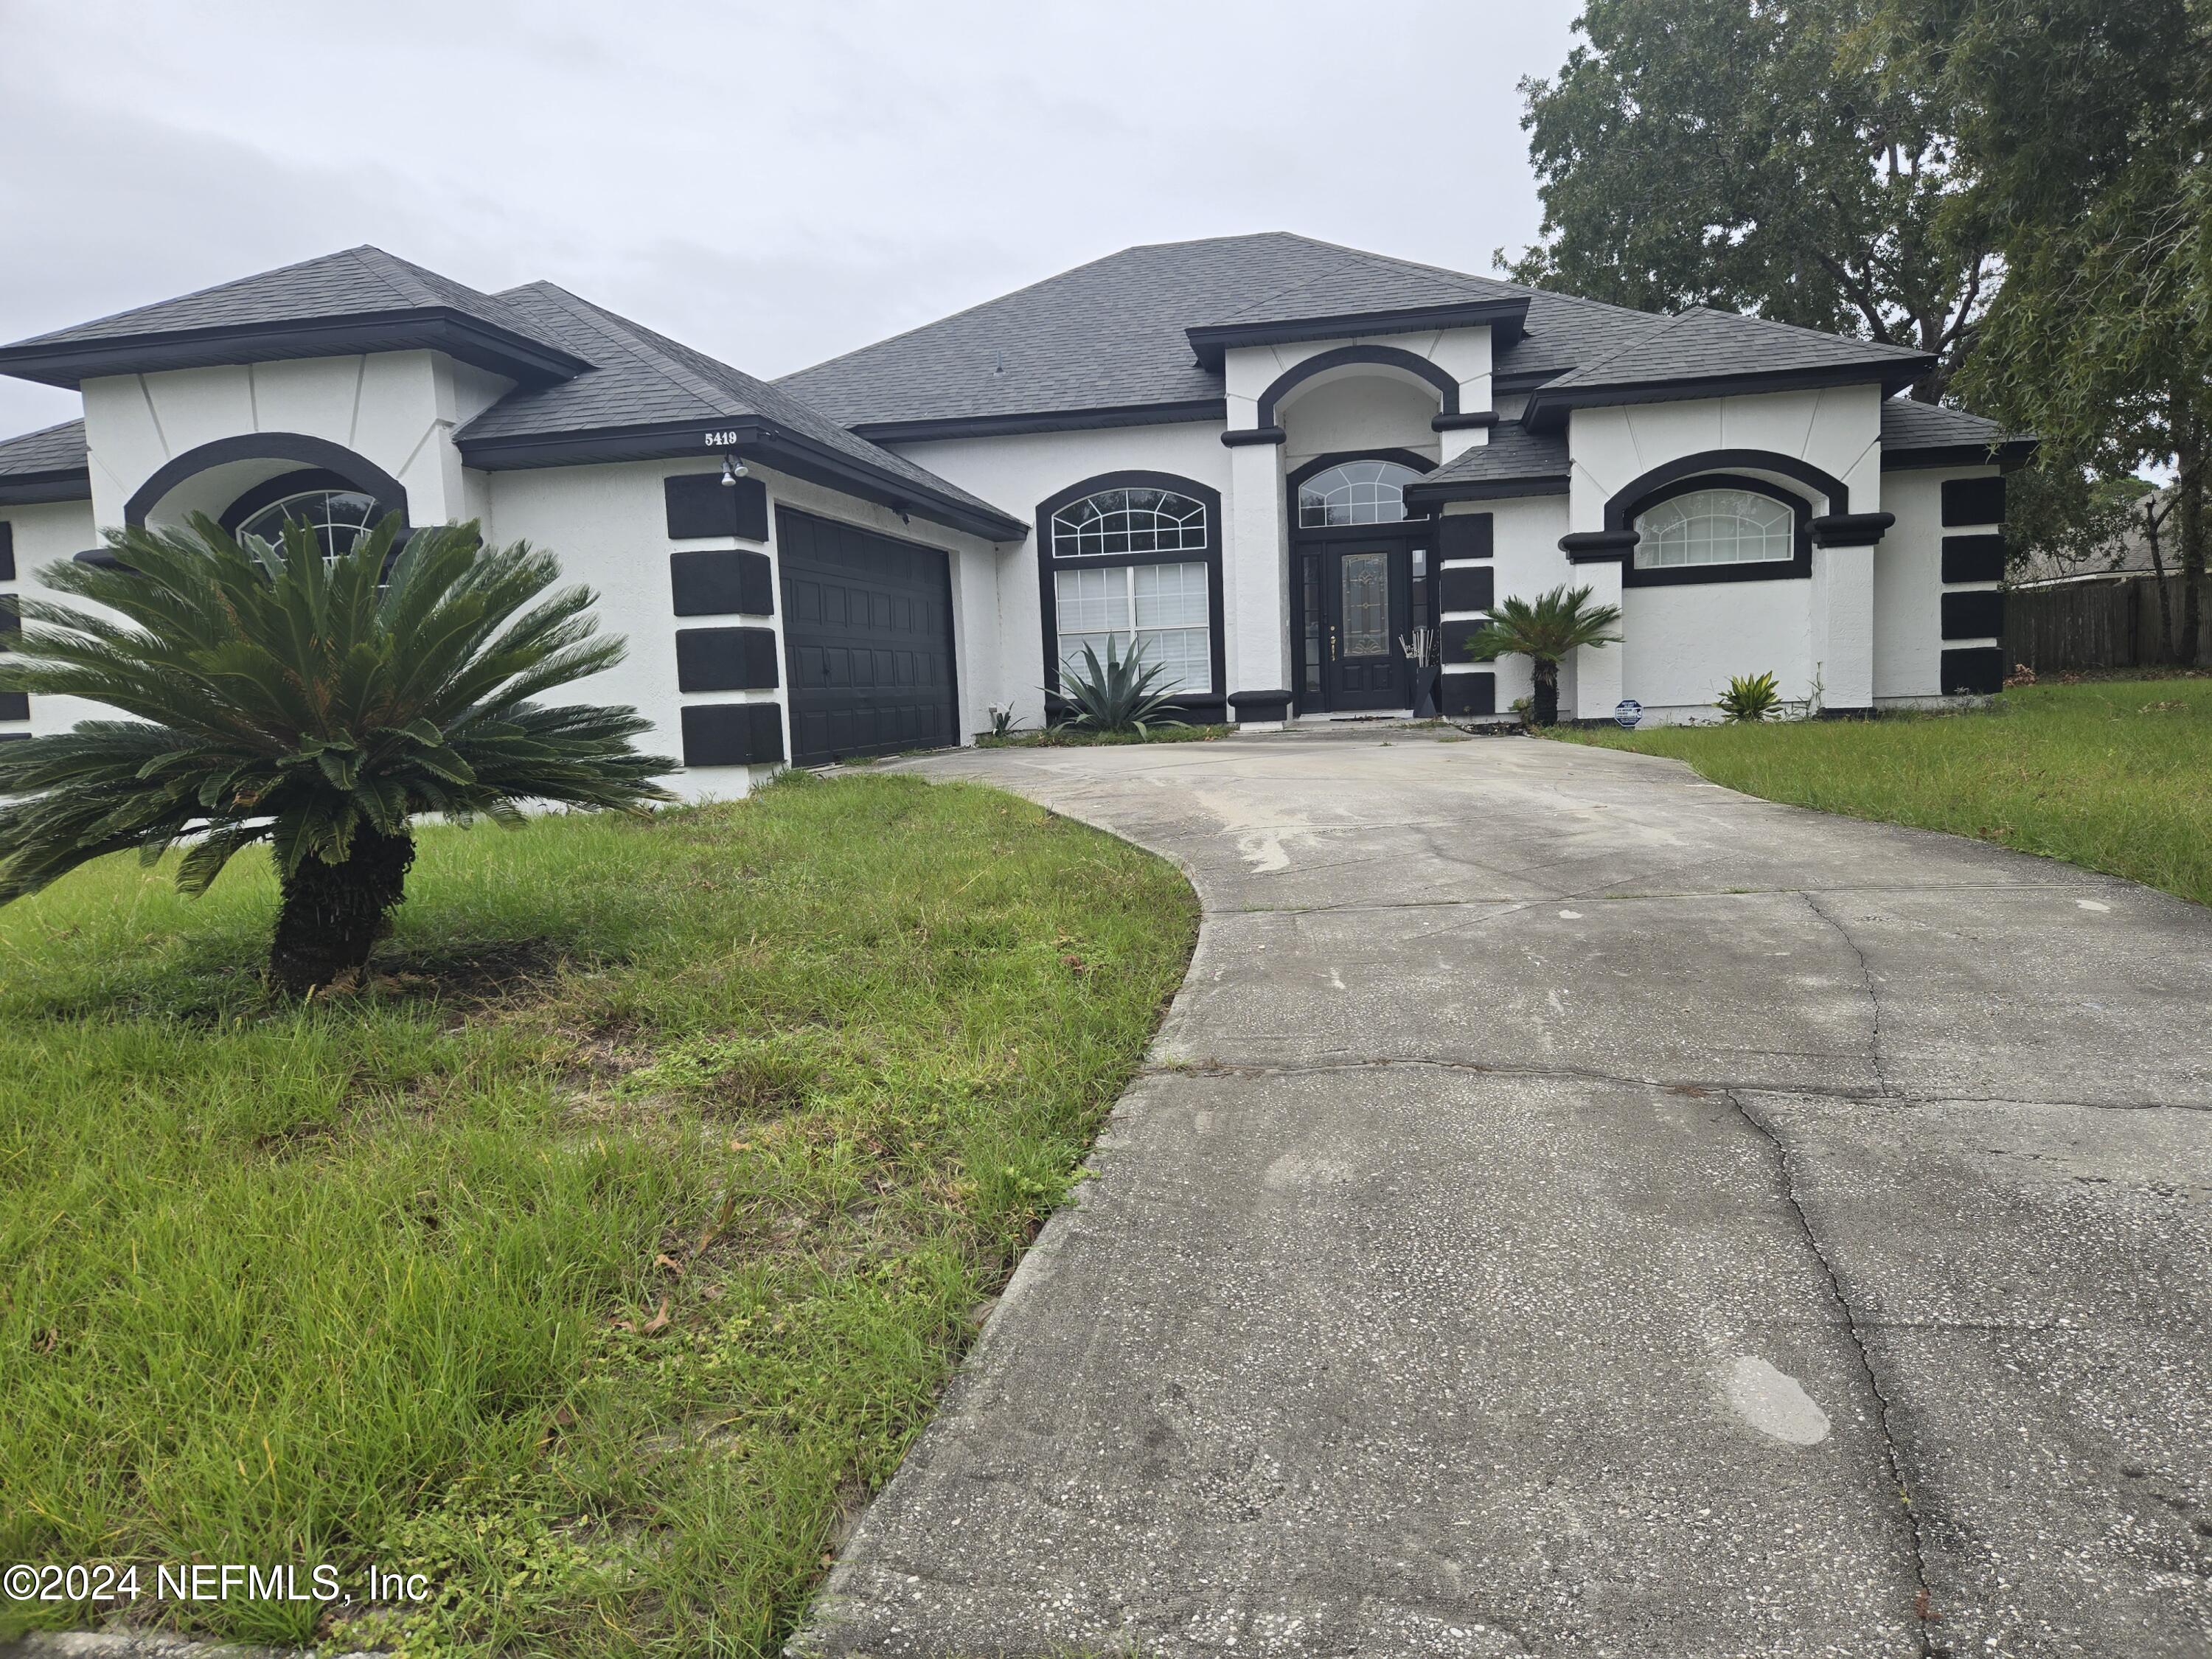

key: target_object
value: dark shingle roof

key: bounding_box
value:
[459,284,1021,535]
[781,233,1555,434]
[780,234,1931,437]
[0,247,589,390]
[1879,397,2035,467]
[0,417,88,479]
[1403,423,1570,502]
[6,247,558,354]
[1533,306,1932,401]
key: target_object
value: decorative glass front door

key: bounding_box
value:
[1321,543,1411,710]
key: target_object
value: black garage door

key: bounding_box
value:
[777,507,959,767]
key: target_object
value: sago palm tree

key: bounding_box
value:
[0,512,673,993]
[1465,582,1623,726]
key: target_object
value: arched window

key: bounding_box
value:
[1049,486,1207,558]
[1633,487,1795,570]
[1297,459,1421,526]
[235,488,380,561]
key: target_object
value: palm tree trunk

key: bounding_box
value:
[268,828,416,995]
[1531,658,1562,726]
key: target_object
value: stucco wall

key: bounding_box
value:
[1621,580,1815,717]
[1439,493,1572,714]
[1,498,101,736]
[77,350,508,533]
[1875,465,2000,702]
[487,457,998,801]
[888,421,1228,721]
[1281,378,1439,470]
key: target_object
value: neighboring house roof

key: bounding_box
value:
[1522,307,1934,428]
[1878,397,2036,470]
[0,247,588,389]
[1402,424,1571,504]
[0,417,90,506]
[456,284,1024,541]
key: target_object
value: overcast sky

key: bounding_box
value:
[0,0,1579,442]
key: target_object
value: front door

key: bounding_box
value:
[1322,543,1409,710]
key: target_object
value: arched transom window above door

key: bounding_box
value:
[1632,487,1795,570]
[234,488,380,561]
[1297,459,1421,526]
[1048,485,1207,558]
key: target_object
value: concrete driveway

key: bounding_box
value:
[801,730,2212,1659]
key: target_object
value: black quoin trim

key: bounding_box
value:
[1221,426,1287,448]
[1439,617,1489,659]
[1437,513,1494,561]
[1941,535,2006,585]
[850,399,1228,445]
[1255,344,1461,429]
[675,627,781,693]
[1430,410,1499,432]
[1941,590,2005,641]
[1186,298,1529,367]
[1439,565,1495,613]
[1035,470,1226,707]
[1615,473,1814,587]
[665,472,769,541]
[0,691,27,723]
[1939,647,2006,695]
[1941,476,2006,528]
[680,701,786,768]
[0,309,590,392]
[0,521,12,582]
[669,549,775,617]
[125,434,411,532]
[1441,670,1497,717]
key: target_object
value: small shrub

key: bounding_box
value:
[1717,671,1782,723]
[1054,639,1186,737]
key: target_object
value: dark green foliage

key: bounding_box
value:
[1054,637,1189,737]
[1927,0,2212,661]
[1466,583,1623,726]
[1717,670,1783,722]
[1506,0,1986,400]
[0,512,672,990]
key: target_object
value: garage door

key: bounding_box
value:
[777,507,959,767]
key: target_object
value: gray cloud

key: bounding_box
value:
[0,0,1574,441]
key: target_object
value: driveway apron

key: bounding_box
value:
[798,731,2212,1659]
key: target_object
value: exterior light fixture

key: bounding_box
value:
[720,453,748,487]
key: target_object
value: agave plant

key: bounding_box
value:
[1055,638,1187,737]
[1465,582,1623,726]
[0,512,673,993]
[1717,670,1783,723]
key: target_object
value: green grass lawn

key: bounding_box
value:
[0,773,1197,1655]
[1554,675,2212,905]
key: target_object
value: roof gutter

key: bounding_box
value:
[1186,297,1531,368]
[457,418,1026,543]
[0,467,92,507]
[1524,357,1938,431]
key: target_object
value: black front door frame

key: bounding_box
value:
[1290,521,1430,713]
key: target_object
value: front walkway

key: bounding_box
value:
[800,731,2212,1658]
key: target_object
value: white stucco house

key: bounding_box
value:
[0,236,2030,796]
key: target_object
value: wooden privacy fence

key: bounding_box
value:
[2007,574,2211,673]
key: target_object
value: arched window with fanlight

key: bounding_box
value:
[1296,459,1422,527]
[1624,476,1810,585]
[220,469,395,563]
[1037,473,1222,704]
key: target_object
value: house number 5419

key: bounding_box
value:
[703,429,744,448]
